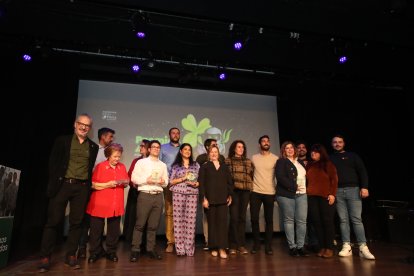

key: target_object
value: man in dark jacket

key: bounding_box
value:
[38,113,98,272]
[330,135,375,260]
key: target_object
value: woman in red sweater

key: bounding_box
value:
[86,143,129,263]
[306,144,338,258]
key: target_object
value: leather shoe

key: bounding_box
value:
[78,247,86,259]
[238,246,249,255]
[88,250,106,263]
[38,257,50,273]
[289,248,299,257]
[106,252,119,262]
[297,248,309,257]
[130,251,140,262]
[323,249,334,258]
[148,251,162,260]
[250,245,260,254]
[64,255,80,270]
[317,248,326,257]
[165,244,174,253]
[265,247,273,255]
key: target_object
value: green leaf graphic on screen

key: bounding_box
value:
[181,114,212,147]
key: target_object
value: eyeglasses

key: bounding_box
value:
[150,146,160,149]
[76,121,91,129]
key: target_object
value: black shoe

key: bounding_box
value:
[64,255,80,270]
[130,251,140,262]
[147,251,162,260]
[265,247,273,255]
[297,248,310,257]
[38,257,50,273]
[289,248,299,257]
[106,252,119,262]
[88,250,106,263]
[78,247,87,259]
[250,245,260,254]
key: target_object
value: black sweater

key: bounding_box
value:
[199,161,234,205]
[330,151,369,189]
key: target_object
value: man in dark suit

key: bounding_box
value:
[38,113,98,272]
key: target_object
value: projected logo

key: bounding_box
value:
[181,114,232,155]
[102,111,117,121]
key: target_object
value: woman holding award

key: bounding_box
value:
[86,143,129,263]
[169,143,200,256]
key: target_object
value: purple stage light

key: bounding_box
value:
[219,73,226,80]
[339,56,347,64]
[234,41,242,50]
[22,54,32,62]
[136,32,146,38]
[131,64,140,72]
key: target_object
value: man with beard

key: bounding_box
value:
[330,135,375,260]
[160,127,181,253]
[296,141,310,168]
[250,135,279,255]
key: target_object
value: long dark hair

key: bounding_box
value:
[172,143,196,167]
[228,140,247,159]
[309,143,330,172]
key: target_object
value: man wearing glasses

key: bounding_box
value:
[130,140,168,261]
[38,113,99,272]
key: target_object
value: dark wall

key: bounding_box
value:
[277,89,413,202]
[1,53,412,263]
[1,54,79,260]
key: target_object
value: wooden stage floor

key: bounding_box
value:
[2,234,414,275]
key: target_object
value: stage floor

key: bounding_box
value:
[2,234,414,275]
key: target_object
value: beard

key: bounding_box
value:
[260,145,270,151]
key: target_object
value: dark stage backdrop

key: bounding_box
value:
[1,54,412,264]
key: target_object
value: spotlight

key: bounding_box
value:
[218,72,226,80]
[131,64,140,72]
[136,32,146,39]
[338,56,348,64]
[22,54,32,62]
[131,11,150,39]
[234,41,243,51]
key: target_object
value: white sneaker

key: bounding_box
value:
[338,242,352,257]
[359,244,375,260]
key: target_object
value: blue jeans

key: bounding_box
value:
[277,194,307,249]
[336,187,367,245]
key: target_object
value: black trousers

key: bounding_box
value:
[89,216,121,255]
[307,195,336,250]
[206,203,229,249]
[40,182,89,257]
[228,190,250,249]
[250,192,274,249]
[123,187,139,242]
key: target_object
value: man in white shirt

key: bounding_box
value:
[130,140,168,261]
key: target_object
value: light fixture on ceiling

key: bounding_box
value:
[131,10,150,39]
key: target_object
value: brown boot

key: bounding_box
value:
[323,249,334,258]
[317,248,326,257]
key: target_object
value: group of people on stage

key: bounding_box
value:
[37,113,375,273]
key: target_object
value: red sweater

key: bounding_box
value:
[86,160,129,218]
[306,161,338,198]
